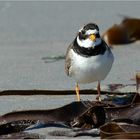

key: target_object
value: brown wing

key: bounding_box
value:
[65,42,73,76]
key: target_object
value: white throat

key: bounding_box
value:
[77,36,102,48]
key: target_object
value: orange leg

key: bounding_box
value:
[96,81,101,102]
[75,83,80,101]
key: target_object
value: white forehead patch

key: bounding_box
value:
[79,28,99,35]
[86,29,99,35]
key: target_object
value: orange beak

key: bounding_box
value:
[89,34,96,41]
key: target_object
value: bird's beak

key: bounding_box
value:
[89,34,96,41]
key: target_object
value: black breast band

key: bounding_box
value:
[72,38,107,57]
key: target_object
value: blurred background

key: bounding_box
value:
[0,1,140,90]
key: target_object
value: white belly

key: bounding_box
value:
[70,49,114,83]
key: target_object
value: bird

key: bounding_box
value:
[65,23,114,101]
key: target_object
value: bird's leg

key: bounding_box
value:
[96,81,101,102]
[75,83,80,101]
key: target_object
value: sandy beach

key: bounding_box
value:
[0,1,139,91]
[0,1,140,138]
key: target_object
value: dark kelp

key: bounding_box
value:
[0,90,139,138]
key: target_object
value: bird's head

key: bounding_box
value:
[76,23,102,48]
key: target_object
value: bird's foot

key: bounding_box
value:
[96,96,102,102]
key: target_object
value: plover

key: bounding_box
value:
[65,23,114,101]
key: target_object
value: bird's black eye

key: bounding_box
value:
[96,33,100,38]
[79,32,87,40]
